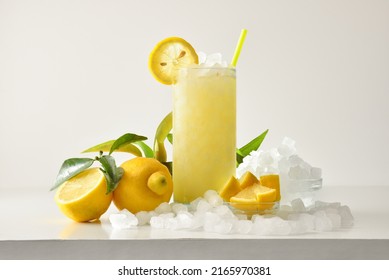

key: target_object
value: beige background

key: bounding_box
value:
[0,0,388,190]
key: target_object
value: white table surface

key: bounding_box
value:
[1,186,389,259]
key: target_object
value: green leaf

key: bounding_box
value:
[154,112,173,162]
[167,133,173,145]
[236,148,244,166]
[236,129,269,165]
[98,155,124,193]
[109,133,148,155]
[51,158,95,191]
[134,141,154,158]
[82,140,143,157]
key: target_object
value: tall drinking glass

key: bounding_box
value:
[173,66,236,203]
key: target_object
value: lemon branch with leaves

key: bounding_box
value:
[51,111,268,194]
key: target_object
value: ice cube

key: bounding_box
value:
[278,157,291,173]
[289,155,303,167]
[338,205,354,227]
[165,217,179,230]
[276,210,290,220]
[258,151,274,166]
[314,201,329,210]
[203,212,222,232]
[310,167,322,179]
[234,220,253,234]
[252,216,291,236]
[204,190,223,207]
[325,207,339,215]
[213,205,234,218]
[278,137,297,157]
[327,213,341,229]
[150,216,164,229]
[299,213,315,232]
[176,212,194,229]
[314,211,333,231]
[278,144,295,157]
[267,216,292,235]
[252,216,269,235]
[291,198,307,212]
[263,166,279,175]
[329,202,341,209]
[149,210,157,217]
[196,199,212,213]
[282,136,296,147]
[135,211,152,226]
[289,165,310,180]
[155,202,172,214]
[159,213,175,219]
[191,211,206,229]
[270,148,281,162]
[204,53,222,66]
[189,197,204,211]
[109,210,138,229]
[213,220,233,234]
[288,220,306,235]
[172,203,188,214]
[288,212,315,234]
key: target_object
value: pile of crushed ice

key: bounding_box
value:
[110,190,354,235]
[237,136,321,183]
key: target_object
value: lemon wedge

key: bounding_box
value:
[260,174,281,201]
[239,171,259,189]
[148,37,198,85]
[219,176,241,202]
[230,184,276,212]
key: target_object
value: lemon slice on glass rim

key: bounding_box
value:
[148,37,199,85]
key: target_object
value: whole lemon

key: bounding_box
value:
[113,157,173,213]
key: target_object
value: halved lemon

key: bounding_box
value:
[148,37,198,85]
[55,168,112,222]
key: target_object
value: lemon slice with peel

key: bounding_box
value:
[55,168,112,222]
[260,174,281,201]
[230,184,276,212]
[148,37,198,85]
[239,171,259,189]
[219,176,241,202]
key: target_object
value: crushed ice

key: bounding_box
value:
[109,194,354,235]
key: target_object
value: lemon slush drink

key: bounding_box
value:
[173,66,236,203]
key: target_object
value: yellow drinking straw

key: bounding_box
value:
[230,28,248,67]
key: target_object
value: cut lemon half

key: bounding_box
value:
[148,37,198,85]
[55,168,112,222]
